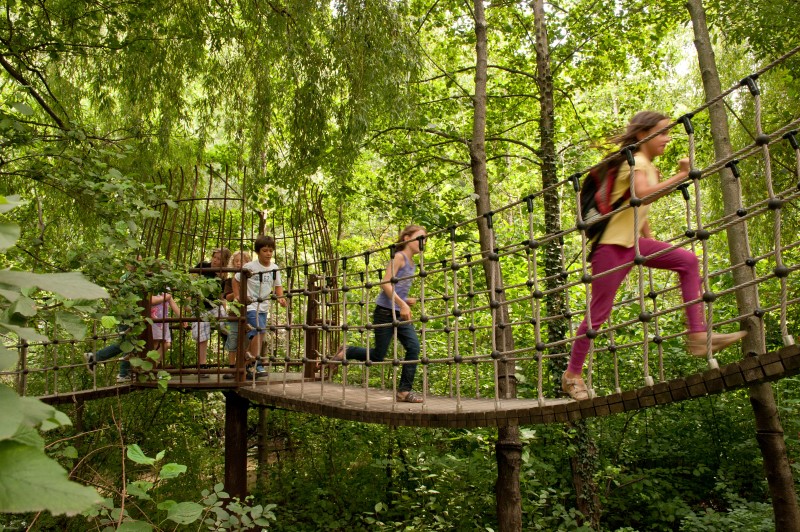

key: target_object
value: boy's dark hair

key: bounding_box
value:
[254,235,276,252]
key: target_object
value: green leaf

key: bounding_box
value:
[100,315,119,329]
[61,445,78,459]
[155,450,165,462]
[117,521,154,532]
[0,386,65,440]
[0,287,20,302]
[0,346,16,371]
[56,311,87,339]
[0,270,108,300]
[157,500,177,511]
[7,389,71,432]
[127,480,154,501]
[0,195,25,214]
[129,358,152,371]
[39,409,71,432]
[0,322,49,342]
[0,440,101,514]
[9,296,36,318]
[158,463,187,480]
[126,444,156,466]
[11,102,34,116]
[166,501,204,524]
[0,222,21,252]
[0,400,24,441]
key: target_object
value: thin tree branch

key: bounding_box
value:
[0,54,66,129]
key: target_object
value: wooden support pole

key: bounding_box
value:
[256,406,269,493]
[224,391,249,499]
[304,275,320,379]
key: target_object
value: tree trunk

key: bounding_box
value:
[496,426,523,532]
[470,1,521,530]
[256,406,269,493]
[686,1,800,529]
[532,1,601,527]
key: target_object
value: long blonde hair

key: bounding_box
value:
[395,224,426,252]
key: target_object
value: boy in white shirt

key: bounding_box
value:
[231,235,287,376]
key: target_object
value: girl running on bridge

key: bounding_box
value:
[332,224,428,403]
[562,111,747,401]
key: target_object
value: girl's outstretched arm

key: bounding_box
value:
[634,158,690,203]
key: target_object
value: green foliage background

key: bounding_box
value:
[1,0,798,529]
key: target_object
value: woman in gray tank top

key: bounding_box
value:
[331,224,427,403]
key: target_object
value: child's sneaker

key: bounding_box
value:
[116,374,132,384]
[255,365,268,378]
[84,352,96,374]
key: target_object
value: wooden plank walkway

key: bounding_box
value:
[237,345,800,428]
[34,345,800,424]
[38,384,134,405]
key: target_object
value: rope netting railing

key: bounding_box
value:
[3,52,798,412]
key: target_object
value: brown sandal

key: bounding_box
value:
[396,391,424,403]
[687,330,748,356]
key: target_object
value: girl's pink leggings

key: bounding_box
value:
[567,239,706,375]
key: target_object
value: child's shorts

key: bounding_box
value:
[191,321,211,343]
[151,322,172,343]
[224,321,239,351]
[192,306,225,343]
[246,310,268,340]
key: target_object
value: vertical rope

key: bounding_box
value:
[678,184,696,254]
[388,245,399,406]
[572,173,596,396]
[750,80,793,347]
[339,257,348,393]
[625,146,654,386]
[484,212,501,409]
[442,258,453,397]
[449,228,461,410]
[782,129,799,345]
[525,194,545,406]
[684,116,717,369]
[364,253,373,407]
[467,255,480,398]
[647,269,665,382]
[609,324,620,394]
[417,234,428,407]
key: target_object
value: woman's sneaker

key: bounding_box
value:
[84,352,96,374]
[116,374,132,384]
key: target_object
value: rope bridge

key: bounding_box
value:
[3,50,799,428]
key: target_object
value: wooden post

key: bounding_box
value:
[224,391,249,499]
[495,425,522,532]
[256,406,269,493]
[18,340,27,395]
[304,274,320,379]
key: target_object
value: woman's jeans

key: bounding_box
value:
[345,305,420,392]
[95,325,131,377]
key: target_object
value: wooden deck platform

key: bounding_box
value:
[237,345,800,428]
[35,345,800,426]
